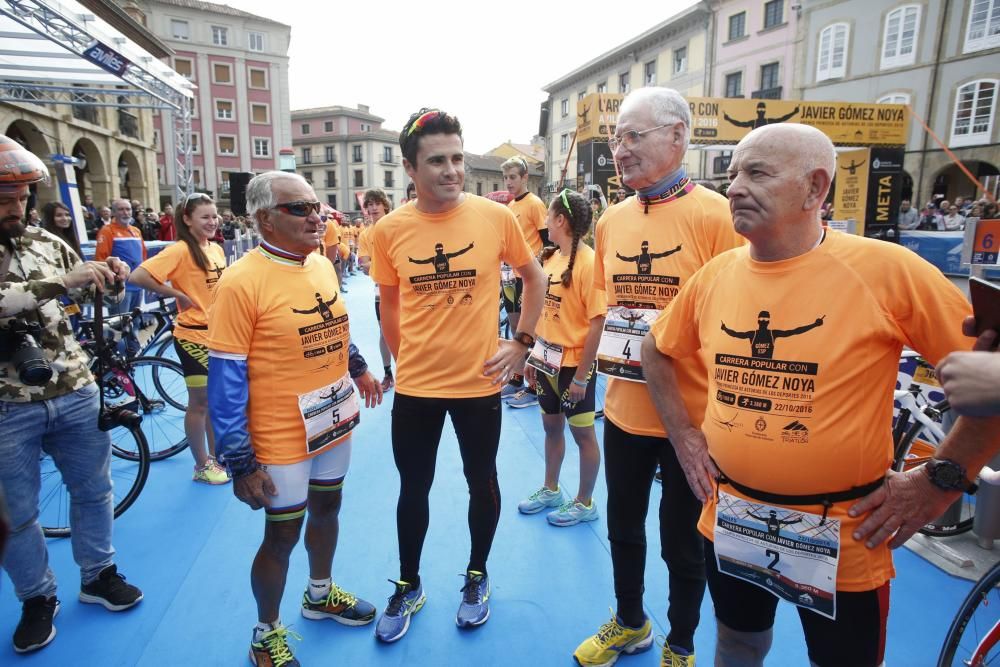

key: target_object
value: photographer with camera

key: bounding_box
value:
[0,135,143,654]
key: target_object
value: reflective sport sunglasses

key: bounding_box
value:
[272,200,322,217]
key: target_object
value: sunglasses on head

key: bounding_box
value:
[272,200,322,217]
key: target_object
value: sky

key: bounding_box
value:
[236,0,700,154]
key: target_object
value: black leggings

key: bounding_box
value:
[603,419,706,651]
[391,392,502,582]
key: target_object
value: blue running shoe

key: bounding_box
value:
[547,500,599,527]
[500,382,522,400]
[456,570,490,628]
[374,580,425,643]
[505,389,538,409]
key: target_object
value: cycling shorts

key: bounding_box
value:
[173,337,209,388]
[260,441,352,522]
[535,364,597,428]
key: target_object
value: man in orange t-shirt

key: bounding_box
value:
[643,123,1000,667]
[207,172,383,666]
[370,108,545,641]
[573,88,742,667]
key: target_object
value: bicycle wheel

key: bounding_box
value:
[107,357,190,461]
[40,424,150,538]
[938,560,1000,666]
[151,330,179,363]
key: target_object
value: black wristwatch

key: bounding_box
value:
[924,458,975,492]
[512,331,535,348]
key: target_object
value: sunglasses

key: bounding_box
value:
[272,200,322,217]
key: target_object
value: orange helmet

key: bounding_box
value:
[0,134,50,186]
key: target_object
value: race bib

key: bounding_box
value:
[526,335,563,377]
[714,491,840,620]
[596,306,658,382]
[297,373,360,455]
[500,263,516,287]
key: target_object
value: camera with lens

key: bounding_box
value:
[0,319,53,386]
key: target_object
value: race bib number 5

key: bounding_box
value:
[714,491,840,620]
[596,306,658,382]
[298,373,360,454]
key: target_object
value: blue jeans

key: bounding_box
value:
[0,383,114,601]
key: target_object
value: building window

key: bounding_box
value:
[383,146,393,162]
[248,67,268,89]
[325,146,336,162]
[619,71,630,93]
[215,99,234,120]
[644,60,657,85]
[560,133,569,153]
[327,194,337,208]
[250,103,269,124]
[324,121,334,132]
[253,138,271,158]
[301,123,311,135]
[578,90,587,101]
[760,62,780,91]
[302,147,312,164]
[882,5,921,69]
[725,72,743,98]
[763,0,783,29]
[877,93,911,105]
[191,168,202,186]
[729,12,746,40]
[951,79,997,147]
[217,136,236,156]
[173,57,193,79]
[188,133,200,154]
[596,81,607,93]
[354,170,364,188]
[360,123,372,132]
[817,23,849,81]
[965,0,1000,52]
[211,26,228,46]
[326,170,336,188]
[212,63,232,84]
[476,182,483,196]
[673,47,687,75]
[302,171,312,184]
[352,145,363,162]
[561,98,569,117]
[248,31,265,52]
[170,19,189,40]
[384,170,394,188]
[220,172,233,194]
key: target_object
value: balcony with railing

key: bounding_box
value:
[751,86,783,100]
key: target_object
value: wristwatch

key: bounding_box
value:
[923,458,974,492]
[512,331,535,348]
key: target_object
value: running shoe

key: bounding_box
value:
[573,612,653,666]
[380,374,394,392]
[500,382,522,400]
[517,486,563,514]
[456,570,490,628]
[374,580,425,643]
[250,625,301,667]
[301,584,376,625]
[193,460,230,485]
[13,595,59,654]
[79,565,143,611]
[661,641,695,667]
[548,500,599,527]
[505,389,538,409]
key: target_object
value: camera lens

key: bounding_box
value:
[10,335,53,386]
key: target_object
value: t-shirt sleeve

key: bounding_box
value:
[501,210,534,269]
[533,199,548,231]
[94,227,111,261]
[207,275,256,356]
[139,242,183,284]
[579,256,607,319]
[370,224,399,286]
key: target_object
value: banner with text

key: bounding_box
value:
[833,148,870,231]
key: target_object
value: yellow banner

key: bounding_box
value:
[576,94,624,143]
[833,148,870,232]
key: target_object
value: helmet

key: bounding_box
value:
[0,134,50,186]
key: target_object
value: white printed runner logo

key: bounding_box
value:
[298,375,360,454]
[597,306,657,382]
[715,491,839,620]
[526,335,563,377]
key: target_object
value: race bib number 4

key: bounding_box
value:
[714,491,840,620]
[526,335,563,377]
[298,374,360,454]
[596,306,658,382]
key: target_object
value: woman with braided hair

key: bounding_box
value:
[518,189,607,527]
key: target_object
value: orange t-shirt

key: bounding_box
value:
[593,185,741,437]
[321,223,349,261]
[357,225,373,259]
[371,195,534,398]
[138,241,225,345]
[509,192,548,255]
[538,244,606,367]
[650,230,973,591]
[207,250,351,465]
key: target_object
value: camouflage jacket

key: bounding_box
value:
[0,227,93,402]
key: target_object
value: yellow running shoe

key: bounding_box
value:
[573,612,653,666]
[193,460,230,485]
[662,642,695,666]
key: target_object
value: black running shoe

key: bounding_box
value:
[13,595,59,653]
[79,565,143,611]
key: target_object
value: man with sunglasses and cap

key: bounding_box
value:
[208,171,383,666]
[0,135,142,654]
[370,108,545,642]
[573,88,742,667]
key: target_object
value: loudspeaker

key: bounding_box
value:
[229,172,253,216]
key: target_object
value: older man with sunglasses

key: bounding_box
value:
[207,171,383,666]
[572,87,742,667]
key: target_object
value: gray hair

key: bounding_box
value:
[246,171,309,220]
[620,87,692,152]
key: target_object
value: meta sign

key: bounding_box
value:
[83,40,131,77]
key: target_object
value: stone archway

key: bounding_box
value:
[70,137,108,207]
[4,119,57,205]
[116,148,146,205]
[932,160,999,203]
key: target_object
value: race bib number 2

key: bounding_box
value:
[596,306,658,382]
[298,374,360,454]
[714,491,840,620]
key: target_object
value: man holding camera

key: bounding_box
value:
[0,136,142,654]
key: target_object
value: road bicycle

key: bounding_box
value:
[938,558,1000,666]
